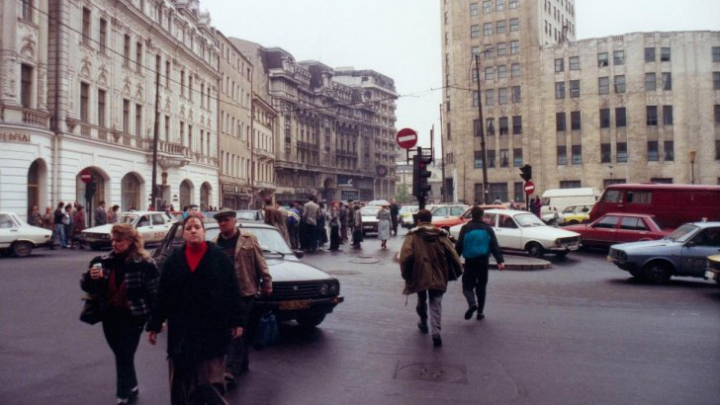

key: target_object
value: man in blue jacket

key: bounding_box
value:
[455,206,505,321]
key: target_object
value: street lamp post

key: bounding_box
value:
[475,53,489,204]
[689,150,696,184]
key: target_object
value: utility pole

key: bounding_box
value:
[151,65,161,210]
[439,103,446,203]
[475,53,489,204]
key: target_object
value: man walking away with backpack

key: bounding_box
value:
[455,206,505,321]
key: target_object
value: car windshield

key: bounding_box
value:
[666,224,698,242]
[562,206,576,214]
[171,224,293,254]
[236,210,259,220]
[514,213,545,227]
[400,206,418,214]
[361,207,381,216]
[118,214,138,224]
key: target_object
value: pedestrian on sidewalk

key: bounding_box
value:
[389,198,400,237]
[28,205,42,227]
[147,215,244,405]
[351,202,364,248]
[42,206,53,231]
[339,202,348,243]
[64,205,74,248]
[399,209,462,348]
[302,196,319,252]
[454,206,505,321]
[376,204,391,249]
[95,201,108,227]
[287,202,301,250]
[81,224,160,405]
[329,201,341,251]
[72,205,87,249]
[264,198,290,245]
[53,202,66,248]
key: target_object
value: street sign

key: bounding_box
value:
[524,181,535,194]
[396,128,418,149]
[80,169,92,183]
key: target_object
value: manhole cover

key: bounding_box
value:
[394,361,467,384]
[326,270,362,276]
[349,258,380,264]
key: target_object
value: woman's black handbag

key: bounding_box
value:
[79,294,104,325]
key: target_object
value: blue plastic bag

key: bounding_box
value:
[254,312,278,349]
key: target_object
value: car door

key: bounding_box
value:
[135,215,154,243]
[494,214,522,250]
[450,206,465,217]
[0,213,18,248]
[679,227,720,276]
[587,215,620,247]
[434,207,449,219]
[148,214,170,243]
[616,216,649,244]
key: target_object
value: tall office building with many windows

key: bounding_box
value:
[441,0,720,204]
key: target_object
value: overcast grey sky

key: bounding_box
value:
[202,0,720,155]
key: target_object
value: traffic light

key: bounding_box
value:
[413,154,433,199]
[520,164,532,181]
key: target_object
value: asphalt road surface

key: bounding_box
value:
[1,231,719,405]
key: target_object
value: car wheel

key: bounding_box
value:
[642,261,672,284]
[567,220,579,225]
[556,251,569,258]
[296,313,326,328]
[526,242,544,258]
[12,242,33,257]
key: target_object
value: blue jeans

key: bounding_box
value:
[54,224,66,247]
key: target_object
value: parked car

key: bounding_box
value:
[449,209,581,258]
[431,204,506,230]
[366,199,390,207]
[430,204,470,223]
[608,222,720,284]
[360,206,381,235]
[0,212,53,257]
[80,211,175,250]
[204,209,264,223]
[559,204,594,225]
[705,255,720,286]
[399,205,419,228]
[151,220,344,327]
[564,213,670,249]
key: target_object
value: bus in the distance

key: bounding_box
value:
[589,184,720,229]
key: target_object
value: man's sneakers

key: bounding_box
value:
[432,335,442,347]
[417,321,429,334]
[464,305,478,320]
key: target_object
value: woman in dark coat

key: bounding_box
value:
[146,215,244,405]
[81,224,160,405]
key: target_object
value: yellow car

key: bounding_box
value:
[705,255,720,286]
[399,205,419,228]
[559,204,593,225]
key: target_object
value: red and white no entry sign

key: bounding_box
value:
[80,169,93,183]
[396,128,418,149]
[524,181,535,194]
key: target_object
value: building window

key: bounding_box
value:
[485,67,495,81]
[601,143,611,163]
[180,70,185,98]
[98,19,108,54]
[22,0,33,20]
[471,24,480,38]
[497,65,507,79]
[569,80,580,97]
[513,148,522,167]
[713,72,720,90]
[617,142,628,162]
[496,0,506,11]
[560,181,582,189]
[645,73,656,91]
[557,145,567,165]
[483,0,492,13]
[555,82,565,99]
[662,72,672,91]
[474,151,484,168]
[485,44,494,58]
[512,116,522,134]
[645,47,655,62]
[510,40,520,54]
[660,47,671,62]
[486,118,495,135]
[497,20,506,34]
[569,56,580,70]
[136,41,143,73]
[82,7,91,46]
[446,123,451,140]
[484,23,493,36]
[509,18,519,32]
[597,52,609,67]
[646,106,658,126]
[556,112,566,131]
[472,46,481,57]
[498,87,508,104]
[485,89,495,106]
[164,115,170,141]
[664,141,674,161]
[571,111,581,130]
[613,50,625,65]
[509,0,518,9]
[555,58,564,72]
[511,63,521,78]
[123,35,131,67]
[497,43,507,56]
[598,77,609,95]
[80,82,89,122]
[487,150,496,167]
[499,117,509,135]
[500,149,509,167]
[20,64,33,108]
[616,107,627,127]
[470,2,479,16]
[647,141,659,162]
[572,145,582,165]
[474,119,482,137]
[716,105,720,124]
[97,89,106,127]
[600,108,610,129]
[663,105,673,125]
[614,75,626,93]
[512,86,521,103]
[713,47,720,62]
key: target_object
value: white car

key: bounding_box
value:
[449,209,581,258]
[80,211,175,250]
[360,206,381,235]
[0,212,53,257]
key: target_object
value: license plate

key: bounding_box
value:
[279,300,311,311]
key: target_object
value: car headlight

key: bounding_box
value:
[329,281,339,295]
[319,283,329,295]
[102,234,111,240]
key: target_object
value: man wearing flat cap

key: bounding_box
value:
[212,208,272,383]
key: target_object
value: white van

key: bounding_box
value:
[540,188,600,223]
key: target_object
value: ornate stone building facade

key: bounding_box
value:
[233,39,398,204]
[441,0,720,204]
[1,0,220,220]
